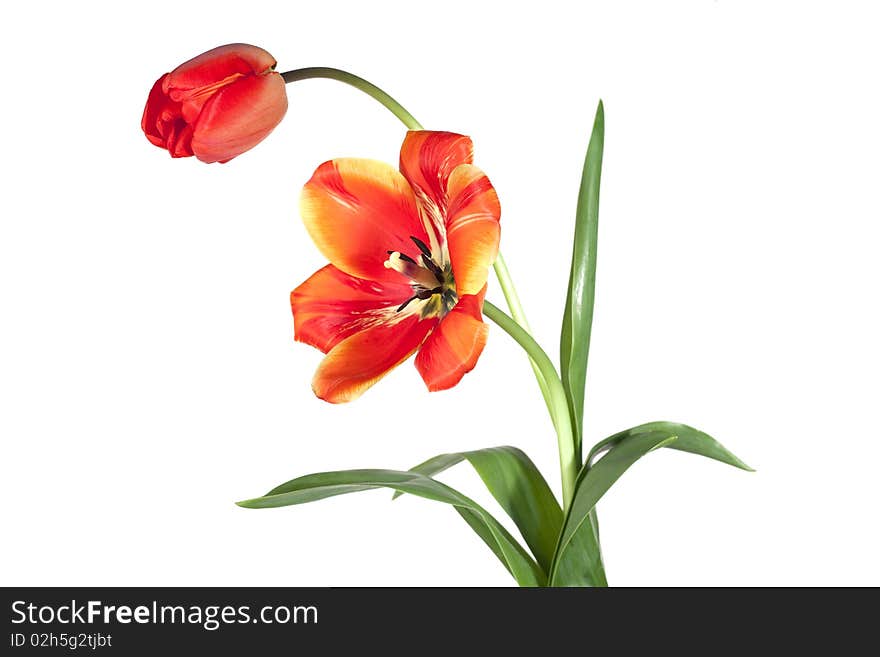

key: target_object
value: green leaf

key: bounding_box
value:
[586,421,754,472]
[550,429,675,586]
[238,469,545,587]
[394,446,562,574]
[560,99,605,459]
[550,423,752,585]
[551,503,607,587]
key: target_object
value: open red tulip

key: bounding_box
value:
[291,131,502,403]
[141,43,288,163]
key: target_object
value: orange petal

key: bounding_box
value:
[291,265,412,353]
[445,164,501,296]
[415,287,488,392]
[190,72,287,163]
[399,131,473,210]
[312,315,437,403]
[300,159,429,284]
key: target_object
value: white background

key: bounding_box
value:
[1,1,878,586]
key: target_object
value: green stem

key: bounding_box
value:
[281,67,423,130]
[483,301,578,509]
[492,255,556,430]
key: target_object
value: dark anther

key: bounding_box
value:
[420,254,445,283]
[410,236,433,258]
[387,250,417,264]
[417,286,443,299]
[396,296,416,312]
[396,286,443,312]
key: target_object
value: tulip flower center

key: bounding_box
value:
[384,236,457,318]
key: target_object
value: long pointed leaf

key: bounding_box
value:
[238,469,545,587]
[551,430,675,585]
[550,423,751,585]
[560,99,605,458]
[587,421,754,471]
[394,446,562,574]
[552,503,608,587]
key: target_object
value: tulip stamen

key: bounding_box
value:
[387,250,417,265]
[410,236,433,259]
[420,254,446,284]
[384,236,458,319]
[397,285,444,312]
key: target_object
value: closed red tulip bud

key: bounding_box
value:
[141,43,288,163]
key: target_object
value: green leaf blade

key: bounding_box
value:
[551,430,674,586]
[394,446,562,574]
[551,422,751,585]
[586,421,754,472]
[550,507,607,587]
[560,99,605,458]
[238,468,545,587]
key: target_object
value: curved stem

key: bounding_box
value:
[483,301,578,509]
[281,67,423,130]
[493,254,531,331]
[492,255,556,430]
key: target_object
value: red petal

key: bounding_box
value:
[399,131,473,211]
[300,158,429,283]
[141,75,170,146]
[415,287,488,392]
[445,164,501,296]
[166,43,277,93]
[312,315,437,403]
[190,72,287,163]
[141,74,193,157]
[168,123,194,158]
[291,264,412,353]
[164,44,279,126]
